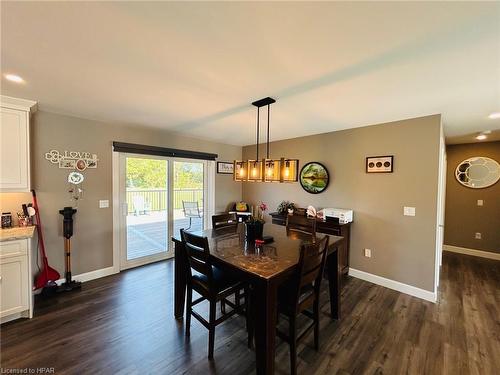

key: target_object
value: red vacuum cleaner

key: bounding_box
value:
[58,206,81,292]
[32,190,60,294]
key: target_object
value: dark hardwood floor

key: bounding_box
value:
[1,252,499,374]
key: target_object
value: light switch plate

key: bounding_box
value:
[477,200,483,206]
[364,248,372,258]
[403,206,416,216]
[99,200,109,208]
[475,232,482,239]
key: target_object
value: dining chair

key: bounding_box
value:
[180,229,249,359]
[276,235,329,375]
[211,213,237,230]
[182,201,202,230]
[286,214,317,236]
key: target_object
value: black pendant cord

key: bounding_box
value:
[256,107,260,161]
[266,104,270,159]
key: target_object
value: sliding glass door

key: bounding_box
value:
[173,159,205,236]
[118,154,209,270]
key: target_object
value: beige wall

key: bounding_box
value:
[444,141,500,253]
[242,115,441,292]
[0,110,242,275]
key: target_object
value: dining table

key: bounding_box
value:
[172,223,344,375]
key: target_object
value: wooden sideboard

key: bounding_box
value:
[269,212,352,275]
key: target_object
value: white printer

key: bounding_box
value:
[319,208,353,224]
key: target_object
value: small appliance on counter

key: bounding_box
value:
[319,208,354,224]
[17,203,36,227]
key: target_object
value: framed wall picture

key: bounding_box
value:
[217,161,234,174]
[366,155,394,173]
[299,162,329,194]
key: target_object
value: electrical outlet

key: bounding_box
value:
[477,200,483,206]
[364,248,372,258]
[403,206,416,216]
[475,232,482,240]
[99,200,109,208]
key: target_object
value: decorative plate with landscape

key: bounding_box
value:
[299,162,329,194]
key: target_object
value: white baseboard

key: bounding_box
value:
[1,312,23,324]
[55,266,118,285]
[348,268,437,303]
[443,245,500,260]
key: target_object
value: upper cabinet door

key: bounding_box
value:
[0,106,30,192]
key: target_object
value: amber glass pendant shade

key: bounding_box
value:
[280,158,299,182]
[247,159,263,181]
[233,161,248,181]
[263,159,281,182]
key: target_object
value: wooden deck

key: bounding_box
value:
[127,215,203,260]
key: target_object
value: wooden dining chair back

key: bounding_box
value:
[181,229,213,285]
[211,213,237,230]
[294,235,329,312]
[276,235,329,375]
[286,214,317,236]
[180,229,249,359]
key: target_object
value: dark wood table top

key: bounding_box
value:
[172,224,343,280]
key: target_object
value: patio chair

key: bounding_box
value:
[132,195,150,215]
[182,201,202,231]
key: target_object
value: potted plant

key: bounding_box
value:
[277,200,296,215]
[277,200,290,215]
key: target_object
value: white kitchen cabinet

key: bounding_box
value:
[0,95,37,192]
[0,238,34,323]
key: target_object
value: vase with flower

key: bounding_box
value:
[245,201,267,241]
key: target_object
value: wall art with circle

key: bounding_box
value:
[366,155,394,173]
[455,156,500,188]
[299,162,329,194]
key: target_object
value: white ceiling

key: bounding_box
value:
[1,2,499,146]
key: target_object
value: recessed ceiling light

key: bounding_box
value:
[488,112,500,119]
[4,73,25,83]
[476,134,487,140]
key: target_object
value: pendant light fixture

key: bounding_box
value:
[233,97,298,183]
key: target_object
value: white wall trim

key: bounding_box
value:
[55,266,117,285]
[0,95,37,112]
[349,268,437,303]
[112,150,121,274]
[206,160,216,229]
[443,245,500,261]
[1,312,26,324]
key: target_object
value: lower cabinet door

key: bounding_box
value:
[0,255,29,317]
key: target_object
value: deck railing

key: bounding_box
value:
[126,188,203,213]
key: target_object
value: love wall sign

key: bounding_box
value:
[45,149,99,171]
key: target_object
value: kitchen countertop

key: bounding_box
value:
[0,226,36,242]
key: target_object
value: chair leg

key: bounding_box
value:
[235,289,241,308]
[221,299,226,314]
[245,287,253,348]
[289,315,297,375]
[186,217,192,231]
[185,286,192,337]
[314,301,320,351]
[208,299,216,359]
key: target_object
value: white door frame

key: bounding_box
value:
[118,153,172,270]
[434,123,446,293]
[112,150,216,273]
